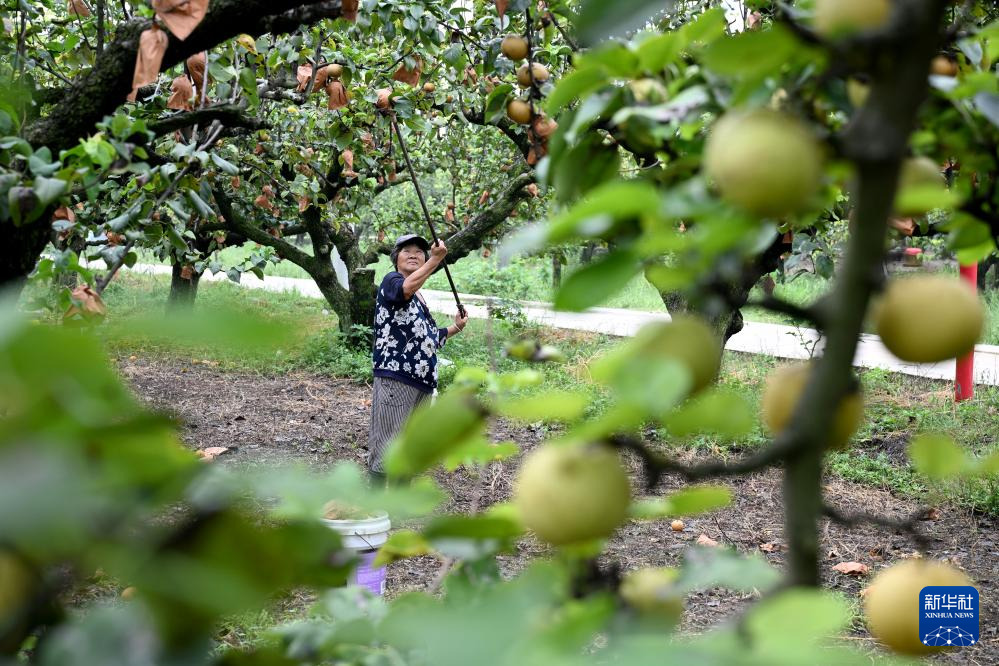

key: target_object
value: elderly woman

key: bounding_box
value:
[368,233,469,483]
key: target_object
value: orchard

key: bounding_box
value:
[2,1,999,665]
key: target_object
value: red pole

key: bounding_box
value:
[955,263,978,402]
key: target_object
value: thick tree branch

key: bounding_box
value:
[442,172,535,262]
[23,0,342,151]
[212,184,319,272]
[148,103,269,135]
[609,434,787,490]
[748,295,827,328]
[822,503,932,551]
[362,242,393,266]
[461,108,532,159]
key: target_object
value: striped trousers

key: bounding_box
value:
[368,376,430,473]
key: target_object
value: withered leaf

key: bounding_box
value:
[197,446,231,461]
[532,115,558,139]
[53,205,76,223]
[68,0,91,17]
[696,534,720,548]
[831,561,870,576]
[342,0,359,22]
[128,25,169,102]
[313,64,331,92]
[392,56,423,87]
[296,64,313,93]
[167,75,194,111]
[327,80,349,110]
[186,51,207,97]
[64,285,107,321]
[152,0,208,41]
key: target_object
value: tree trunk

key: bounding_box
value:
[167,262,202,309]
[551,253,562,290]
[347,268,377,348]
[579,241,595,264]
[977,255,998,291]
[649,235,788,346]
[1,223,51,292]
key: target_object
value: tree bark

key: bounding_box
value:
[22,1,343,152]
[977,255,998,291]
[650,234,789,344]
[167,262,202,309]
[551,253,562,290]
[2,1,343,293]
[1,224,51,292]
[348,268,377,346]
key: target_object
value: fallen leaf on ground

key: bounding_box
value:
[831,561,870,576]
[696,534,719,548]
[759,542,783,553]
[921,507,942,521]
[197,446,231,461]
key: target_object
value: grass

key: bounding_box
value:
[71,272,999,517]
[133,243,999,346]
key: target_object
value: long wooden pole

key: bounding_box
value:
[390,117,466,318]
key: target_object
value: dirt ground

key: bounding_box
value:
[121,357,999,664]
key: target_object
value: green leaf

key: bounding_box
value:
[423,514,523,541]
[909,433,968,479]
[554,251,639,311]
[974,92,999,129]
[7,186,38,226]
[576,43,640,79]
[894,184,962,214]
[165,226,188,252]
[210,153,240,175]
[443,439,518,472]
[29,147,61,177]
[976,451,999,475]
[383,389,486,478]
[239,66,260,105]
[547,180,661,244]
[956,240,996,266]
[613,356,691,417]
[576,0,677,46]
[372,530,432,567]
[33,176,67,206]
[186,189,214,218]
[678,547,781,593]
[701,25,800,78]
[744,589,852,654]
[497,391,590,422]
[636,32,683,72]
[665,388,754,438]
[681,8,728,46]
[631,485,732,520]
[485,83,515,122]
[546,66,609,114]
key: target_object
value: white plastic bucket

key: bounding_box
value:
[322,512,391,596]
